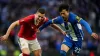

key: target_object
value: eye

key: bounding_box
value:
[38,16,41,17]
[61,13,65,15]
[38,15,44,19]
[62,13,65,14]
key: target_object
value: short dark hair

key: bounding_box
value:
[37,8,46,14]
[58,4,70,12]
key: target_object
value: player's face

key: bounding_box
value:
[36,12,45,23]
[60,9,69,18]
[37,13,45,20]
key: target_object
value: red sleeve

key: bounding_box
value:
[19,15,34,25]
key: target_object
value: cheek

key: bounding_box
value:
[37,17,39,19]
[64,14,67,16]
[63,14,66,17]
[66,13,68,16]
[61,14,64,17]
[39,18,42,21]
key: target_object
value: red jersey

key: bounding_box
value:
[18,14,48,40]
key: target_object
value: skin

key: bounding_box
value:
[36,12,45,26]
[60,9,98,56]
[0,11,66,56]
[0,12,45,56]
[60,9,69,22]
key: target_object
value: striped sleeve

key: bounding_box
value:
[76,16,82,22]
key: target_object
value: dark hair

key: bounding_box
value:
[37,8,46,14]
[58,4,70,12]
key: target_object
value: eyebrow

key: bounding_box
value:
[38,15,44,18]
[61,13,65,14]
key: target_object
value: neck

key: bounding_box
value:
[64,18,68,22]
[64,15,69,22]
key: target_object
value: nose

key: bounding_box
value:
[38,17,41,20]
[61,14,65,17]
[38,18,43,21]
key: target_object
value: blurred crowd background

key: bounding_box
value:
[0,0,100,56]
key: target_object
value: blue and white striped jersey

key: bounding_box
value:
[39,12,93,41]
[52,12,84,41]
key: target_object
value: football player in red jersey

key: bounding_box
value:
[0,8,65,56]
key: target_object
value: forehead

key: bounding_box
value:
[38,12,45,16]
[60,9,68,13]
